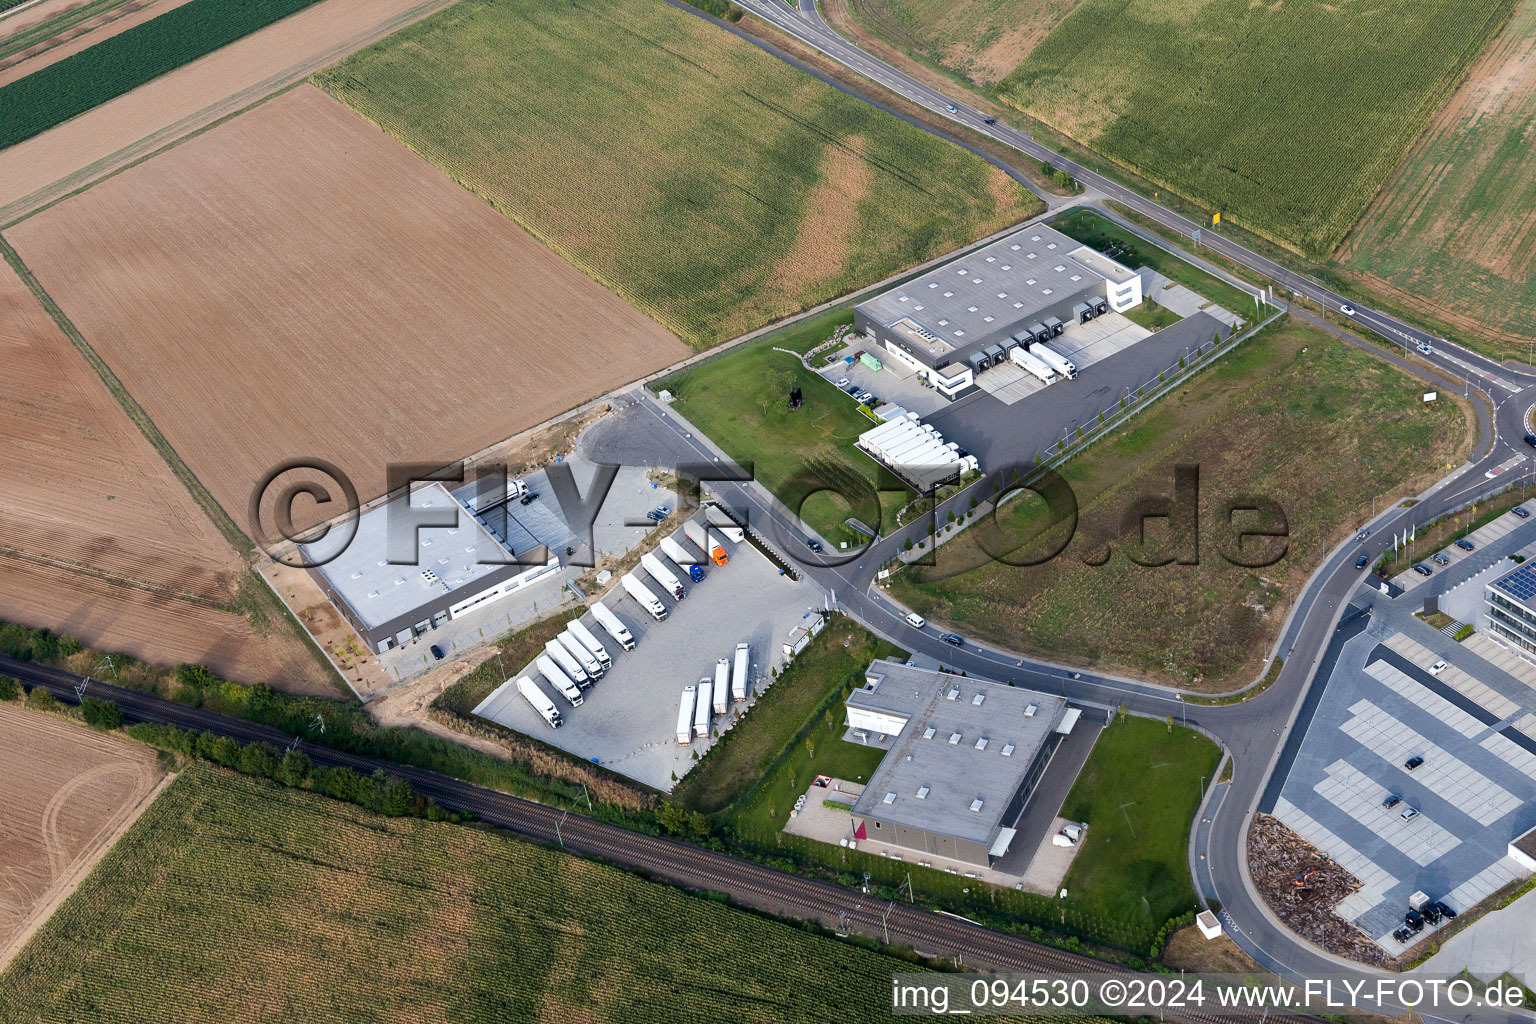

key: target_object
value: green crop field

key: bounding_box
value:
[1058,716,1220,932]
[0,0,328,150]
[1339,0,1536,350]
[0,763,933,1022]
[996,0,1518,257]
[888,318,1468,689]
[843,0,1082,85]
[313,0,1038,347]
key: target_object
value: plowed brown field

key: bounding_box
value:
[0,701,164,968]
[0,0,455,223]
[0,258,330,692]
[7,85,689,533]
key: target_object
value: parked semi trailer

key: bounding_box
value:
[566,618,612,669]
[1010,345,1059,384]
[684,520,728,566]
[591,603,636,651]
[518,677,563,728]
[544,638,590,687]
[704,504,746,544]
[713,658,730,714]
[1029,342,1078,380]
[695,681,713,738]
[640,551,686,599]
[676,685,696,744]
[558,630,603,678]
[659,535,705,582]
[731,643,750,702]
[534,656,584,706]
[622,572,669,621]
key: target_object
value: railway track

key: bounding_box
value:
[4,652,1285,1023]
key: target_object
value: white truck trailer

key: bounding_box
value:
[1029,341,1078,380]
[704,505,746,544]
[534,656,584,706]
[591,602,636,651]
[1010,345,1059,385]
[694,681,713,738]
[676,685,696,745]
[518,677,562,728]
[713,658,730,714]
[544,638,591,687]
[557,629,604,678]
[566,618,612,669]
[622,571,668,621]
[731,643,750,702]
[659,534,701,567]
[683,519,728,566]
[640,551,686,600]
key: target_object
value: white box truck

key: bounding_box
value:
[705,504,746,544]
[518,677,562,728]
[640,551,686,599]
[534,656,584,706]
[1010,345,1059,384]
[567,618,612,669]
[1029,341,1078,380]
[544,638,590,687]
[557,629,603,678]
[622,571,668,621]
[713,658,730,714]
[676,686,696,745]
[591,602,636,651]
[659,534,701,567]
[695,680,712,738]
[731,642,750,702]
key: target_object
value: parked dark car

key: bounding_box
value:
[1432,553,1450,566]
[1412,563,1433,576]
[1383,794,1401,809]
[1525,433,1536,447]
[1356,554,1370,569]
[1404,755,1425,771]
[1434,901,1457,919]
[940,633,964,647]
[519,491,538,505]
[430,644,445,661]
[1516,507,1531,519]
[1455,539,1475,551]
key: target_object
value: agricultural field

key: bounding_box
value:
[889,319,1469,689]
[1338,0,1536,350]
[996,0,1519,257]
[0,258,329,690]
[0,701,165,968]
[1056,716,1220,937]
[839,0,1081,85]
[0,762,931,1022]
[0,0,452,223]
[5,85,690,525]
[0,0,202,88]
[314,0,1037,347]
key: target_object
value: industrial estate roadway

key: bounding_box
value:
[13,2,1536,1020]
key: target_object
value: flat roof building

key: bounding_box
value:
[854,224,1141,400]
[844,660,1074,867]
[303,481,562,654]
[1486,564,1536,658]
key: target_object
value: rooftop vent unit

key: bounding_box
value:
[421,569,439,584]
[923,726,936,740]
[883,792,897,805]
[948,732,962,745]
[975,738,988,751]
[972,693,985,706]
[970,798,984,812]
[916,786,930,800]
[1001,743,1015,757]
[946,687,960,701]
[1024,704,1038,718]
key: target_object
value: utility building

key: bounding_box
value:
[854,224,1141,400]
[844,660,1078,867]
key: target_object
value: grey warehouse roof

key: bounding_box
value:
[855,224,1116,355]
[848,661,1066,846]
[1490,563,1536,605]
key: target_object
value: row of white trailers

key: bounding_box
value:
[480,601,639,729]
[857,415,976,479]
[676,642,752,744]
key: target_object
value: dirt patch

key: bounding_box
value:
[0,0,196,85]
[7,85,689,533]
[0,0,456,222]
[0,0,92,40]
[1248,813,1396,969]
[763,135,872,309]
[0,701,166,968]
[1161,923,1263,973]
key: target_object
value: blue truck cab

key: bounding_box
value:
[686,564,705,583]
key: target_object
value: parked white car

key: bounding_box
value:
[1053,822,1086,847]
[1429,660,1447,676]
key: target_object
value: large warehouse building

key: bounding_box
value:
[853,224,1141,400]
[843,660,1078,867]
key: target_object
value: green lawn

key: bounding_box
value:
[314,0,1038,347]
[1058,716,1221,933]
[0,764,937,1022]
[1119,299,1178,333]
[658,309,913,540]
[674,616,901,814]
[888,318,1468,689]
[998,0,1518,257]
[1050,208,1260,320]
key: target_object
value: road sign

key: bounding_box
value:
[1191,228,1201,247]
[1213,212,1221,225]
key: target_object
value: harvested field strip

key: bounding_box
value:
[314,0,1033,346]
[0,0,136,61]
[997,0,1519,257]
[0,763,937,1021]
[0,0,329,149]
[0,0,202,88]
